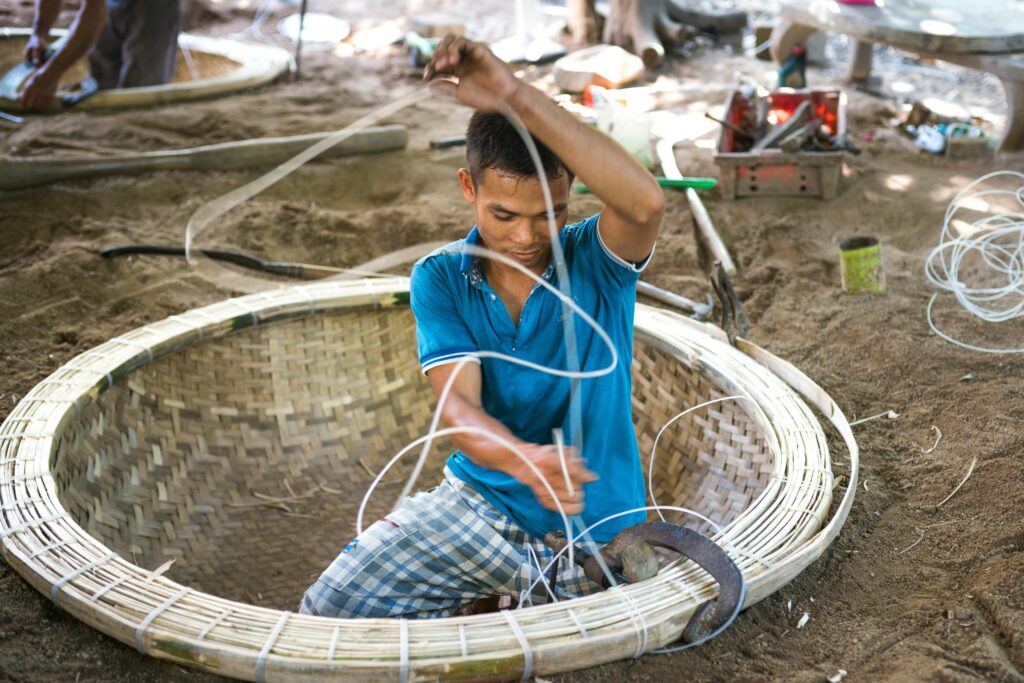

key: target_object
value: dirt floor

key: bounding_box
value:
[2,0,1024,681]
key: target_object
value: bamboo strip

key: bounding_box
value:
[0,30,291,113]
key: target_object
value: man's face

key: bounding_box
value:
[458,167,570,275]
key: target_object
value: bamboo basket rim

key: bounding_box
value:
[0,28,292,112]
[0,278,859,681]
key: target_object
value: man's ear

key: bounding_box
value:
[457,168,477,204]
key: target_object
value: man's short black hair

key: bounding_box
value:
[465,111,572,186]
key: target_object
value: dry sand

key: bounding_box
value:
[1,1,1023,681]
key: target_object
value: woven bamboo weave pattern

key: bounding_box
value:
[53,310,446,607]
[0,278,858,681]
[633,342,772,535]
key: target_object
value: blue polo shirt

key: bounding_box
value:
[410,213,650,542]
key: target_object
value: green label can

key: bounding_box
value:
[839,236,885,294]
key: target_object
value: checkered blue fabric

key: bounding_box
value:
[299,470,602,619]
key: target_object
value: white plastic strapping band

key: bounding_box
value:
[134,586,192,653]
[197,610,231,641]
[399,618,410,683]
[51,552,116,603]
[255,611,290,683]
[502,610,534,681]
[327,624,341,661]
[90,574,130,603]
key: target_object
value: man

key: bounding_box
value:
[300,35,664,618]
[19,0,180,110]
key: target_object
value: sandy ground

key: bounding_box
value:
[2,1,1024,681]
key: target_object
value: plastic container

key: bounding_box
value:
[839,236,885,294]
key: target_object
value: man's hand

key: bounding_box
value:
[23,33,50,66]
[517,444,598,516]
[19,68,60,110]
[422,34,520,113]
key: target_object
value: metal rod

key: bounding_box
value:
[294,0,308,78]
[637,281,713,319]
[703,112,754,140]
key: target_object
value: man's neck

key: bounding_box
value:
[483,251,550,290]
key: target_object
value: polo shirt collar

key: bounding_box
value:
[461,226,558,290]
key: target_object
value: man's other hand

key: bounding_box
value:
[519,444,598,516]
[19,68,59,110]
[422,34,519,113]
[23,33,50,66]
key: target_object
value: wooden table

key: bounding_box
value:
[770,0,1024,152]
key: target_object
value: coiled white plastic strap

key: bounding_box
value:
[51,552,116,603]
[197,610,231,641]
[169,315,206,339]
[296,286,317,315]
[611,587,648,658]
[673,578,701,604]
[567,607,589,639]
[110,336,155,362]
[458,623,469,657]
[29,539,72,559]
[327,624,341,661]
[0,495,43,511]
[0,472,45,487]
[502,610,534,681]
[90,574,130,603]
[226,298,260,325]
[255,612,290,683]
[362,278,380,308]
[134,586,192,653]
[1,512,64,539]
[0,432,51,441]
[732,546,773,568]
[399,618,410,683]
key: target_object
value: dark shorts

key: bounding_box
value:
[88,0,181,90]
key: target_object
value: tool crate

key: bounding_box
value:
[713,88,847,200]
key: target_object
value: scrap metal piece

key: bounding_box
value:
[637,281,714,321]
[544,521,746,644]
[752,99,813,151]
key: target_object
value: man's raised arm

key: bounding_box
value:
[425,36,665,264]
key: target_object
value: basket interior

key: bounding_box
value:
[0,38,240,91]
[52,307,772,609]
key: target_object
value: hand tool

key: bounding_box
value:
[703,111,754,141]
[636,280,713,321]
[656,134,738,277]
[545,520,746,643]
[709,261,749,345]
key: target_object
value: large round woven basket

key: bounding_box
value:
[0,29,291,112]
[0,278,858,681]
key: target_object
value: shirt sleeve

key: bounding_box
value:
[566,212,655,289]
[410,256,480,374]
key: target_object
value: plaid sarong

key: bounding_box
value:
[299,469,602,619]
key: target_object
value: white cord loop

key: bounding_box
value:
[925,170,1024,353]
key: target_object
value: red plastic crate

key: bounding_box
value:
[713,88,847,200]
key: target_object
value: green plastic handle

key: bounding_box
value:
[574,176,717,194]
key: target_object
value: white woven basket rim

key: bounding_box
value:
[0,278,859,681]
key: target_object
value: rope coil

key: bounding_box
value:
[925,170,1024,353]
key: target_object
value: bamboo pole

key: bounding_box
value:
[0,125,409,191]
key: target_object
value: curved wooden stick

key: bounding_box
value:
[0,125,408,191]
